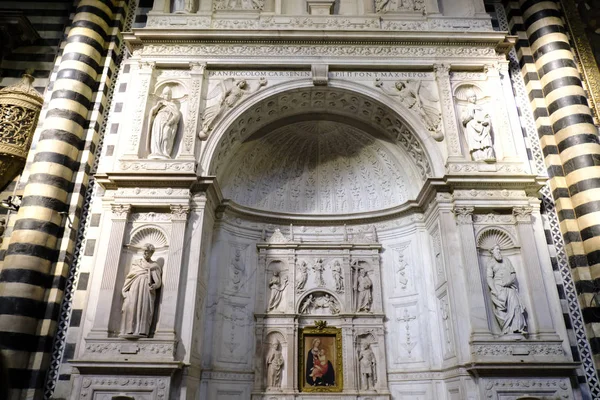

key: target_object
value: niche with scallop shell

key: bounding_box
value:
[262,330,288,390]
[107,225,169,336]
[475,226,525,335]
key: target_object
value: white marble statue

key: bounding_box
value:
[120,244,162,338]
[148,86,181,159]
[358,343,377,390]
[313,258,325,287]
[353,265,373,312]
[296,261,308,292]
[332,261,344,293]
[486,245,527,335]
[462,89,496,162]
[266,340,284,388]
[267,271,288,311]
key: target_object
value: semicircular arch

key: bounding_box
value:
[200,79,445,179]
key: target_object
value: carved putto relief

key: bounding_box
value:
[120,243,163,338]
[455,84,496,162]
[200,77,267,139]
[375,79,442,141]
[147,86,182,159]
[299,292,341,315]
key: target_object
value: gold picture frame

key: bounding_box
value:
[299,323,343,392]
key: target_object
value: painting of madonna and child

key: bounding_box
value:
[300,327,343,392]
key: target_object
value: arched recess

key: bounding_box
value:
[200,79,445,180]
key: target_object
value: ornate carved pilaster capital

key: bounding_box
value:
[138,61,156,73]
[111,204,131,220]
[513,206,533,223]
[170,204,190,221]
[484,62,500,77]
[434,63,451,78]
[453,206,474,225]
[189,62,206,74]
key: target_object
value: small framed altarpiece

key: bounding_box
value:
[299,323,343,392]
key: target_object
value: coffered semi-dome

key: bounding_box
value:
[219,118,422,215]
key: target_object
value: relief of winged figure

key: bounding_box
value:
[375,78,443,141]
[199,77,267,140]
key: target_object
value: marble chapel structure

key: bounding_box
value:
[2,0,600,399]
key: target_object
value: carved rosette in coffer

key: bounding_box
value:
[252,229,390,397]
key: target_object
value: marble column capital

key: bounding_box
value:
[170,204,190,221]
[433,63,451,77]
[110,203,131,220]
[453,206,474,225]
[513,206,533,223]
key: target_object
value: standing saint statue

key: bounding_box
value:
[148,86,181,160]
[461,89,496,162]
[296,261,308,292]
[353,264,373,312]
[331,261,344,293]
[120,243,162,338]
[267,271,288,311]
[358,343,377,390]
[313,258,325,287]
[266,341,284,388]
[486,245,527,335]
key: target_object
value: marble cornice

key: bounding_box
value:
[125,30,516,54]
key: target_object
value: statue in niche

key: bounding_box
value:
[331,261,344,293]
[267,271,288,312]
[266,340,284,388]
[296,261,309,292]
[120,243,162,338]
[230,249,245,292]
[462,88,496,162]
[486,245,527,335]
[313,258,325,287]
[352,263,373,312]
[199,78,267,139]
[148,86,181,160]
[358,343,377,390]
[375,79,442,141]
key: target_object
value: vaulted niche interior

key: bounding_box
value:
[218,114,423,216]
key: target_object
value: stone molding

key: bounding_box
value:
[471,341,566,358]
[79,376,170,399]
[136,43,498,60]
[483,378,572,399]
[83,339,176,360]
[144,14,492,32]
